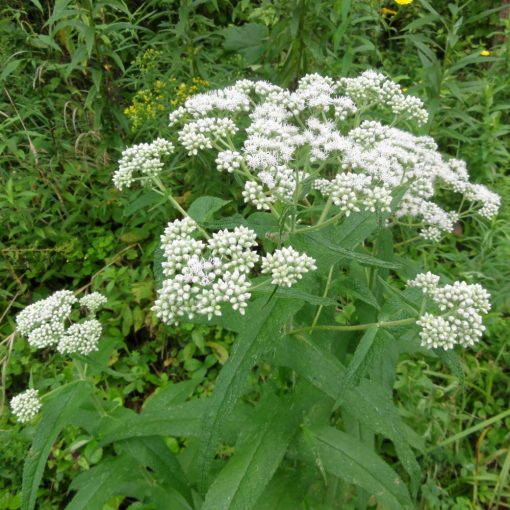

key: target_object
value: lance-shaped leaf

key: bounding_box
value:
[198,296,304,493]
[305,426,413,509]
[99,399,207,446]
[202,386,316,509]
[22,380,91,510]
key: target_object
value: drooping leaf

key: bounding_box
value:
[343,326,378,389]
[253,471,308,510]
[143,379,201,413]
[306,427,413,509]
[66,455,150,510]
[99,399,207,446]
[273,335,423,483]
[22,381,91,510]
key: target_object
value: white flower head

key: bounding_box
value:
[10,389,41,423]
[79,292,107,314]
[113,138,174,190]
[57,319,103,355]
[16,289,105,355]
[153,219,260,325]
[16,290,77,348]
[412,274,491,350]
[261,247,317,287]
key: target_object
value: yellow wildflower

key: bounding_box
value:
[480,50,491,57]
[381,7,397,15]
[395,0,413,4]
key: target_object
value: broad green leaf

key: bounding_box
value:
[202,388,314,510]
[300,232,401,269]
[122,190,165,217]
[307,427,413,509]
[273,335,423,482]
[223,23,268,64]
[253,471,308,510]
[434,348,464,386]
[118,437,192,504]
[198,297,304,492]
[67,455,150,510]
[188,196,230,223]
[143,379,201,413]
[99,399,207,445]
[22,381,90,510]
[291,211,378,269]
[206,212,280,238]
[251,285,337,307]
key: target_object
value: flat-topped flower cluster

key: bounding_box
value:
[11,291,107,422]
[16,290,106,355]
[115,71,500,242]
[152,218,316,326]
[408,272,491,350]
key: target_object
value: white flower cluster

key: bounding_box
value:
[16,291,106,355]
[339,70,429,125]
[10,388,41,423]
[161,72,499,241]
[153,218,316,325]
[216,150,243,173]
[79,292,107,314]
[178,117,237,156]
[408,273,491,350]
[261,247,317,287]
[113,138,174,190]
[153,218,257,325]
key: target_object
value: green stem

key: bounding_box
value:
[294,211,345,234]
[290,317,416,335]
[309,265,334,333]
[316,195,333,225]
[152,177,210,239]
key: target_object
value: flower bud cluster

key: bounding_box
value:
[409,273,491,350]
[113,138,174,190]
[10,389,41,423]
[16,290,106,355]
[261,247,317,287]
[215,150,243,173]
[178,117,237,155]
[153,219,317,324]
[153,219,259,325]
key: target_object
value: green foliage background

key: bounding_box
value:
[0,0,509,508]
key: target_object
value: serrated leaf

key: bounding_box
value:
[307,427,413,509]
[198,297,304,493]
[434,348,464,386]
[300,232,401,269]
[22,381,90,510]
[273,335,423,483]
[202,388,314,510]
[251,286,337,306]
[118,437,192,505]
[253,471,308,510]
